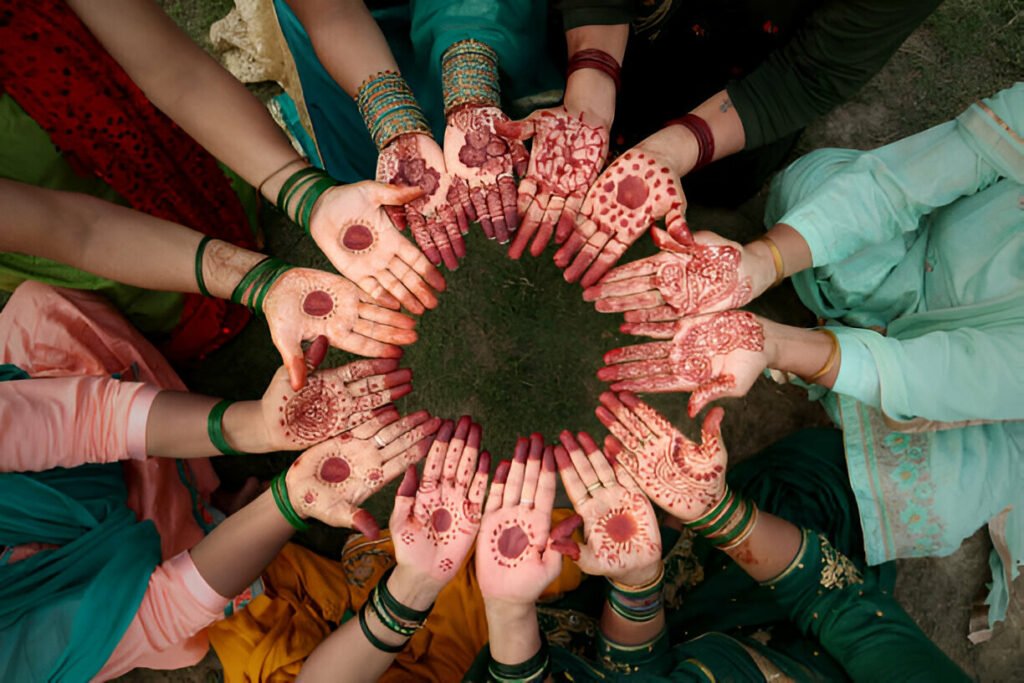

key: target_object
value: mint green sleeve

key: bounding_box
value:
[408,0,550,99]
[778,83,1024,267]
[764,529,969,682]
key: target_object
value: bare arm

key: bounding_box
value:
[563,24,629,129]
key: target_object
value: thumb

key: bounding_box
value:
[390,465,418,526]
[352,508,382,540]
[303,335,329,372]
[651,226,688,253]
[493,112,538,142]
[665,208,692,245]
[283,347,307,392]
[701,406,725,441]
[371,182,425,208]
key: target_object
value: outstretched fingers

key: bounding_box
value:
[484,460,512,513]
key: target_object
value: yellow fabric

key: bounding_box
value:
[208,511,583,682]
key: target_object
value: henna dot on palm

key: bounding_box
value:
[497,525,529,558]
[302,290,334,317]
[341,224,375,251]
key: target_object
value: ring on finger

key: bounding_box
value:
[586,482,603,494]
[521,498,534,507]
[373,434,387,448]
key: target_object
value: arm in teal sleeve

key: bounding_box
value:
[554,0,636,30]
[727,0,940,149]
[830,331,881,408]
[765,530,969,682]
[777,84,1022,267]
[831,323,1024,422]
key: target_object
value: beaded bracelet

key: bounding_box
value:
[207,399,242,456]
[356,70,432,150]
[488,640,551,683]
[270,469,310,532]
[566,48,622,92]
[441,39,500,115]
[664,113,715,170]
[194,236,213,297]
[230,257,294,314]
[276,167,341,233]
[358,600,405,653]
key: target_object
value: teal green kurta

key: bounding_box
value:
[764,83,1024,628]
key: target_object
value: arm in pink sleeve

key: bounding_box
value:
[95,551,230,680]
[0,376,160,472]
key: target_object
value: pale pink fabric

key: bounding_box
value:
[0,376,157,471]
[0,282,223,673]
[95,551,230,681]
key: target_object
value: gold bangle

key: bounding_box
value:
[717,505,759,551]
[609,562,665,594]
[758,236,785,288]
[807,328,840,382]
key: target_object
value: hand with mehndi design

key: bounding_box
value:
[377,133,466,271]
[263,267,417,390]
[308,181,446,315]
[476,434,582,604]
[391,416,490,583]
[599,310,768,417]
[584,228,771,322]
[493,107,609,259]
[285,410,441,537]
[261,336,413,450]
[444,106,529,245]
[555,148,688,288]
[596,391,727,524]
[554,431,661,585]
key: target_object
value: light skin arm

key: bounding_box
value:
[64,0,305,202]
[145,392,271,458]
[563,24,629,129]
[720,509,804,582]
[761,316,840,388]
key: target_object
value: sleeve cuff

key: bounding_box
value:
[831,329,882,408]
[171,550,231,609]
[126,384,161,460]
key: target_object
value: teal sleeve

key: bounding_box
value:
[830,330,881,408]
[408,0,552,100]
[764,529,969,682]
[727,0,940,149]
[553,0,635,30]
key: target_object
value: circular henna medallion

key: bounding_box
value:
[284,380,349,443]
[302,290,335,317]
[497,524,529,559]
[340,224,376,253]
[319,456,351,483]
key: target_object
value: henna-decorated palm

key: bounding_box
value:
[444,106,529,245]
[263,267,417,390]
[308,181,446,315]
[599,310,768,417]
[554,431,661,585]
[378,133,466,271]
[261,336,413,450]
[555,148,688,288]
[584,228,767,322]
[493,107,609,259]
[596,391,728,523]
[391,416,490,583]
[476,434,581,604]
[285,410,441,538]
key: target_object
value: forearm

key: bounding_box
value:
[563,24,628,129]
[637,88,745,176]
[762,318,840,388]
[189,490,294,598]
[484,601,544,667]
[146,391,272,458]
[721,510,803,583]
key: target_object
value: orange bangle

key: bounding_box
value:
[758,236,785,287]
[807,328,840,382]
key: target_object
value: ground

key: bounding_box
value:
[45,0,1024,680]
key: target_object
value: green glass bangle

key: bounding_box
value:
[250,262,294,315]
[271,470,310,532]
[276,167,321,215]
[692,491,741,538]
[230,257,272,305]
[207,399,242,456]
[709,499,755,547]
[689,486,734,529]
[296,176,339,234]
[359,600,406,653]
[371,585,419,636]
[488,640,550,682]
[194,235,213,297]
[378,567,433,622]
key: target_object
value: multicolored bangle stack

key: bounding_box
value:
[687,486,759,551]
[441,39,500,115]
[207,399,242,456]
[359,568,433,653]
[664,113,716,170]
[270,469,310,532]
[230,257,294,315]
[488,640,551,683]
[276,166,340,234]
[607,562,665,623]
[356,70,432,151]
[566,48,622,92]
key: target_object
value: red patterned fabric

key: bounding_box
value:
[0,0,254,363]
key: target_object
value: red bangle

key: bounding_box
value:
[567,48,622,92]
[664,113,715,170]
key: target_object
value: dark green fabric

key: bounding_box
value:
[554,0,635,29]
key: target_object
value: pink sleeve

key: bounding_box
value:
[0,376,160,472]
[95,551,229,681]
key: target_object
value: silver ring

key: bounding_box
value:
[586,482,603,494]
[521,498,534,506]
[373,435,387,448]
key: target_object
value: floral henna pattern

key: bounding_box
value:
[670,311,764,391]
[379,135,441,204]
[655,244,752,316]
[280,375,351,444]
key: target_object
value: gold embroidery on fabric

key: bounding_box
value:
[739,644,795,682]
[683,658,717,681]
[633,0,676,40]
[537,606,598,651]
[818,534,863,590]
[663,526,705,609]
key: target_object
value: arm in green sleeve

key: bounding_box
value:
[764,529,969,682]
[554,0,636,30]
[728,0,940,149]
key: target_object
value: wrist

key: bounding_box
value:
[484,601,542,665]
[389,564,444,611]
[743,239,781,296]
[635,126,698,177]
[564,68,616,129]
[259,157,309,204]
[611,561,663,588]
[222,400,273,454]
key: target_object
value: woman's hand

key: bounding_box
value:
[494,107,609,259]
[377,133,466,270]
[309,181,446,315]
[596,391,727,523]
[391,416,490,584]
[599,310,768,417]
[554,431,661,586]
[443,106,529,245]
[476,434,581,605]
[263,267,417,390]
[584,228,774,321]
[285,410,441,537]
[261,336,413,450]
[554,147,687,288]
